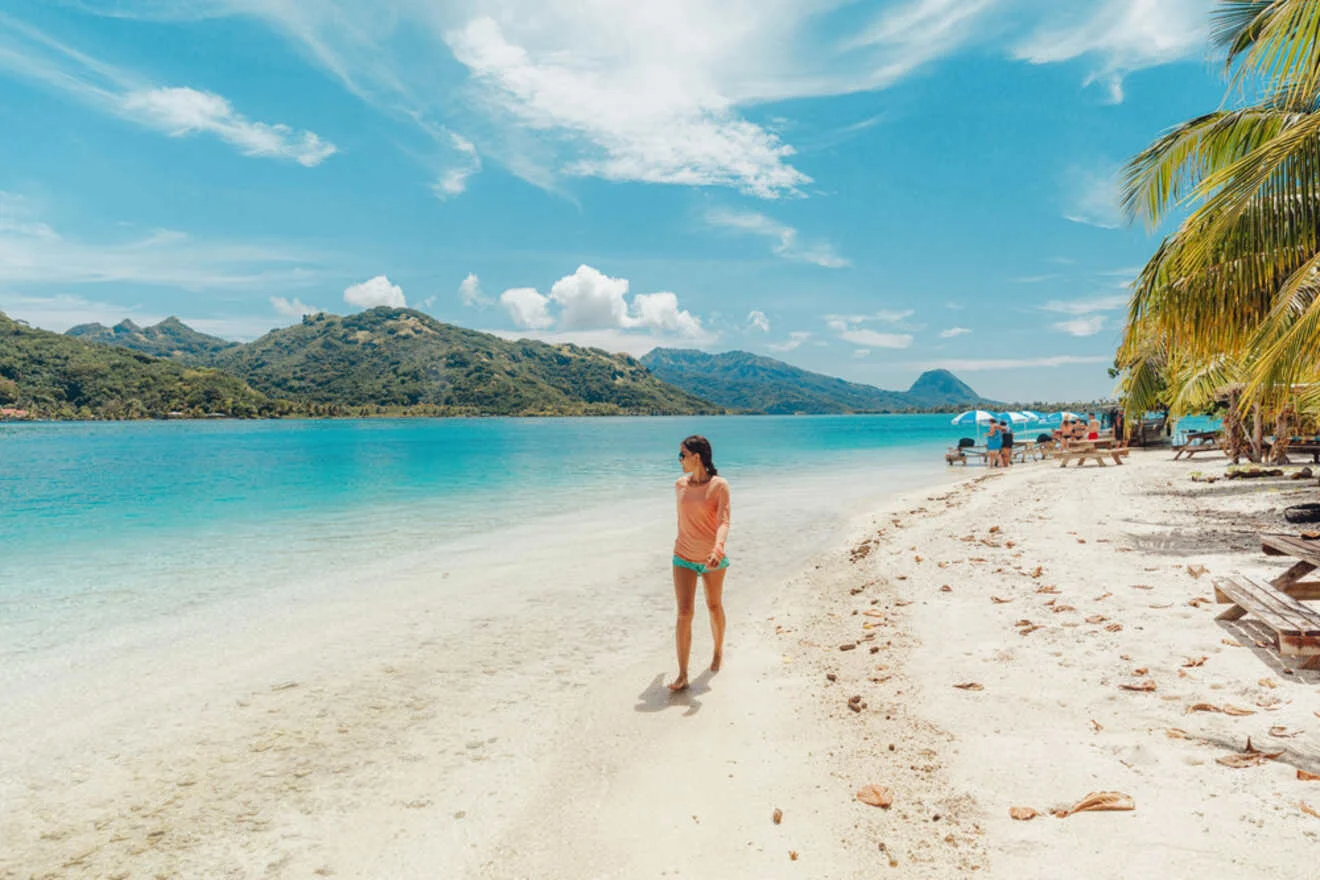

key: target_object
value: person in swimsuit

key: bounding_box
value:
[985,420,1002,468]
[1087,412,1101,441]
[669,434,731,692]
[1000,419,1014,468]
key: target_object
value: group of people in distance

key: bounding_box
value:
[1052,412,1104,448]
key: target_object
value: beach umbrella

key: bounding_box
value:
[994,411,1029,424]
[950,410,996,426]
[1042,410,1083,425]
[1017,410,1044,422]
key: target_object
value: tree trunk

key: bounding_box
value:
[1268,405,1293,465]
[1224,389,1246,464]
[1250,404,1264,463]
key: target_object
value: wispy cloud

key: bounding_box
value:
[0,191,323,289]
[838,329,913,349]
[768,330,811,352]
[1011,274,1058,284]
[270,296,316,318]
[1062,164,1123,229]
[747,310,770,333]
[1013,0,1214,103]
[0,13,336,165]
[939,326,971,338]
[1053,315,1107,337]
[458,272,490,307]
[432,131,482,199]
[1040,294,1128,315]
[909,354,1112,372]
[706,208,848,268]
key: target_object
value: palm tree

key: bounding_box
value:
[1118,0,1320,442]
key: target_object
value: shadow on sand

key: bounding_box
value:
[634,671,714,717]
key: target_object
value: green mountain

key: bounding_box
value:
[209,308,720,416]
[639,348,997,413]
[906,368,984,407]
[0,312,278,419]
[66,317,239,361]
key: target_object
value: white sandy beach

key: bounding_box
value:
[5,450,1320,878]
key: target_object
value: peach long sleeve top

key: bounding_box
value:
[673,474,731,563]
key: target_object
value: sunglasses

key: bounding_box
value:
[677,450,687,462]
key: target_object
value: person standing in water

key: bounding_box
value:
[669,435,731,692]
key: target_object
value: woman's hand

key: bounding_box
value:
[706,546,724,568]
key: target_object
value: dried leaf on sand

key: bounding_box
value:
[1186,564,1209,578]
[991,596,1013,604]
[1105,623,1123,632]
[1009,807,1038,821]
[954,682,984,691]
[1085,614,1107,624]
[856,785,893,808]
[1051,791,1135,818]
[1301,803,1320,820]
[1216,738,1282,768]
[1269,726,1301,738]
[1120,679,1156,692]
[1222,638,1242,648]
[1182,657,1208,668]
[773,808,783,824]
[1298,770,1320,782]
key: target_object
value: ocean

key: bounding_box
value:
[1,414,959,665]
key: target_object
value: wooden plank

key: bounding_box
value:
[1214,575,1320,638]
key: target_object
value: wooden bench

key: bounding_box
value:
[1173,432,1225,460]
[1052,448,1131,467]
[1213,574,1320,668]
[1277,441,1320,464]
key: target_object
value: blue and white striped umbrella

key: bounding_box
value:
[950,410,996,426]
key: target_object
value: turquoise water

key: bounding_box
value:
[1,415,956,654]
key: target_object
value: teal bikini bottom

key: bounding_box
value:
[672,555,731,574]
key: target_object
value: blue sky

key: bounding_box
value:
[0,0,1224,401]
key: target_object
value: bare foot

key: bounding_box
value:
[667,675,689,692]
[710,654,722,673]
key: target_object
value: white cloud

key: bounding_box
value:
[433,131,482,199]
[499,265,708,341]
[631,291,705,337]
[940,326,971,338]
[121,87,336,166]
[458,272,489,307]
[825,310,914,333]
[0,16,336,165]
[446,16,810,199]
[500,286,555,330]
[706,208,848,267]
[1014,0,1213,103]
[768,331,811,352]
[270,295,316,317]
[344,275,406,309]
[1053,315,1107,337]
[838,329,914,349]
[747,310,770,332]
[1040,294,1128,315]
[548,264,633,330]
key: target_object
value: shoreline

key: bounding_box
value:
[7,449,1317,877]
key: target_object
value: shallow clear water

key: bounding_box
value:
[1,415,958,656]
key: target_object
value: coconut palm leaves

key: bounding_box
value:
[1118,0,1320,429]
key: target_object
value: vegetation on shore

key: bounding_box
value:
[1118,0,1320,460]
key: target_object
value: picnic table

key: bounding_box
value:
[1275,438,1320,464]
[1214,533,1320,668]
[1173,430,1223,460]
[1050,438,1131,467]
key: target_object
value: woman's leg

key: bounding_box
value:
[702,567,728,672]
[669,565,699,691]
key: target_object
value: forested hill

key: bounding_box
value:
[66,317,238,360]
[209,309,721,415]
[639,348,997,413]
[1,312,276,419]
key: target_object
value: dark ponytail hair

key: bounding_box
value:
[681,434,717,477]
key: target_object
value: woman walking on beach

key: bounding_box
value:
[669,435,731,692]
